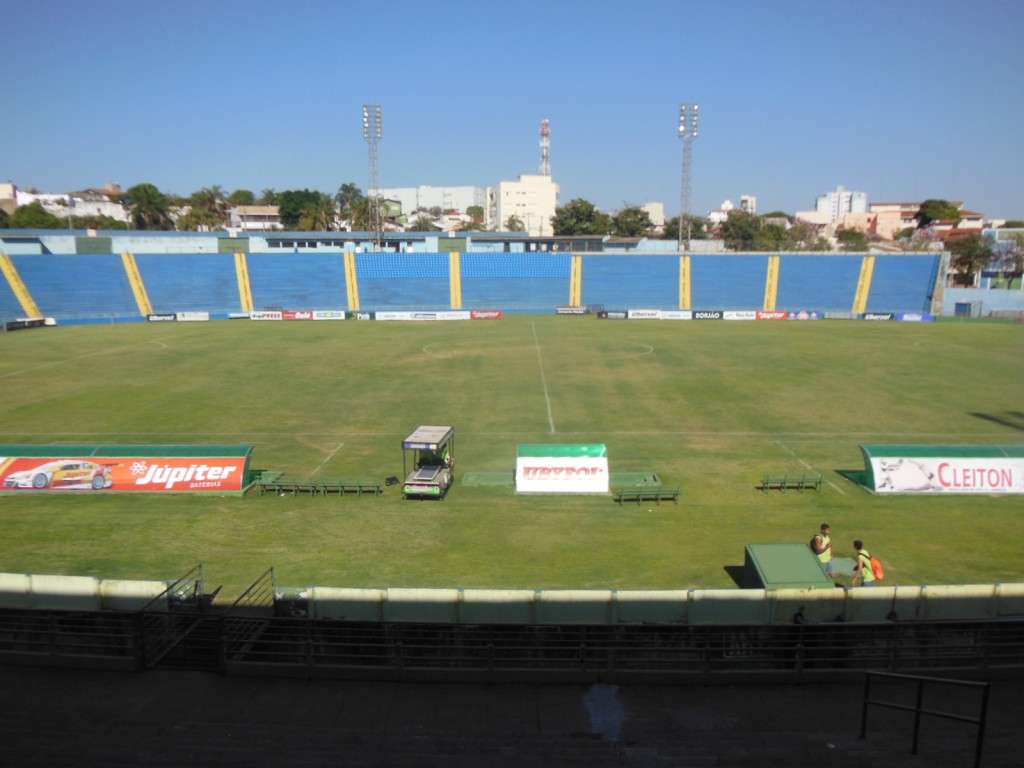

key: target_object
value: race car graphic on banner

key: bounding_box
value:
[0,445,253,494]
[2,459,114,490]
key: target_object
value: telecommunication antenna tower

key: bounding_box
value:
[677,103,699,250]
[539,119,551,176]
[362,104,383,248]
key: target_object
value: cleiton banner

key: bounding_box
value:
[515,444,609,494]
[0,445,252,494]
[859,445,1024,494]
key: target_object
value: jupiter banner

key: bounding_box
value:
[0,445,252,494]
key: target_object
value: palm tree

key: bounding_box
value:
[347,197,375,231]
[298,193,338,231]
[188,186,229,228]
[335,183,364,224]
[125,183,173,230]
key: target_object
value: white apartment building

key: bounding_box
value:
[813,185,868,224]
[377,185,489,221]
[490,174,560,236]
[641,202,665,228]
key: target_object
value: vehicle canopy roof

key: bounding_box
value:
[402,426,454,451]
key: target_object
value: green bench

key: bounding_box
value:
[614,486,680,505]
[258,479,316,495]
[318,478,382,496]
[257,477,382,496]
[760,473,823,492]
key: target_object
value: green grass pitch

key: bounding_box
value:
[0,316,1022,597]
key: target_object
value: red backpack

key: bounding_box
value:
[869,555,885,580]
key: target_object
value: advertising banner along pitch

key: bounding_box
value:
[860,444,1024,494]
[0,445,253,495]
[515,444,609,494]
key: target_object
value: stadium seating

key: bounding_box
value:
[462,252,571,312]
[135,253,239,314]
[0,246,946,321]
[12,253,140,322]
[248,252,347,310]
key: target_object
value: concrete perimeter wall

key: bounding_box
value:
[292,582,1024,625]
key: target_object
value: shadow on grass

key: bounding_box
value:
[970,411,1024,431]
[836,469,869,489]
[723,565,745,588]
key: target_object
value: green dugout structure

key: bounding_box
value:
[0,444,254,495]
[857,444,1024,494]
[742,544,836,590]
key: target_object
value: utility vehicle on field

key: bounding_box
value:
[401,425,455,499]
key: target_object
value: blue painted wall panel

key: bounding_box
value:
[776,255,861,312]
[0,271,23,320]
[582,255,679,309]
[690,255,768,310]
[462,253,570,312]
[866,255,940,313]
[135,253,239,314]
[247,253,346,310]
[12,254,139,320]
[356,253,450,310]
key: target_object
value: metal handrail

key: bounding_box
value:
[860,670,989,768]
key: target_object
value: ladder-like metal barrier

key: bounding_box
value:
[860,670,990,768]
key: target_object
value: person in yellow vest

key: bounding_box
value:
[852,540,878,587]
[811,523,834,579]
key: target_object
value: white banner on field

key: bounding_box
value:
[516,457,609,493]
[515,444,609,494]
[871,457,1024,494]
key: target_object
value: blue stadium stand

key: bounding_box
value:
[777,254,863,313]
[356,252,450,311]
[866,254,942,313]
[582,255,680,310]
[135,253,240,315]
[463,253,571,313]
[690,254,770,310]
[12,254,141,323]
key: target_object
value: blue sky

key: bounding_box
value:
[4,0,1023,219]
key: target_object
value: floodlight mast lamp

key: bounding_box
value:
[677,103,699,251]
[362,104,383,248]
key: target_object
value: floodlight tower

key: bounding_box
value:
[539,118,551,176]
[362,104,383,248]
[677,103,699,251]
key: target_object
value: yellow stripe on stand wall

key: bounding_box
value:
[121,253,153,316]
[853,256,876,315]
[763,255,780,311]
[679,255,692,310]
[344,252,360,311]
[449,252,462,309]
[234,253,254,312]
[0,253,43,318]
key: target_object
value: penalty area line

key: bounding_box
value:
[313,442,345,475]
[774,438,845,495]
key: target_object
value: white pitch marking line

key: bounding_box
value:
[423,343,456,359]
[314,443,345,474]
[531,321,556,434]
[774,439,845,495]
[0,338,172,379]
[607,342,654,360]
